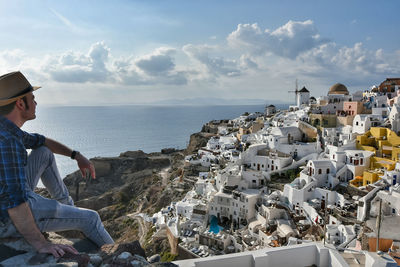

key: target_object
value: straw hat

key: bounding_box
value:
[0,71,41,106]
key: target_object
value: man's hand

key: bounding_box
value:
[44,138,96,178]
[37,241,78,258]
[8,203,78,258]
[76,153,96,179]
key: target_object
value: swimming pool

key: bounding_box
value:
[209,215,224,234]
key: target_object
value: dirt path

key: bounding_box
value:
[125,212,148,245]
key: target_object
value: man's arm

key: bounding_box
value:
[8,202,78,257]
[44,138,96,178]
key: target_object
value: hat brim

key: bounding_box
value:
[0,86,41,106]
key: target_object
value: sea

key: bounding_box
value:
[22,104,287,179]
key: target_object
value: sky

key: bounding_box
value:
[0,0,399,106]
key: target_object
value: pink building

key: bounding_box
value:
[338,101,366,116]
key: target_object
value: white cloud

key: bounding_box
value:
[43,42,111,83]
[239,54,258,69]
[299,42,400,79]
[183,44,241,77]
[0,49,25,73]
[135,48,176,75]
[112,47,189,86]
[228,20,328,59]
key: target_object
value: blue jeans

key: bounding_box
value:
[0,146,114,247]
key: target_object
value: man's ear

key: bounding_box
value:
[15,98,25,111]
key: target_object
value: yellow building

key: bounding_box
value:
[362,170,384,186]
[351,127,400,187]
[350,171,384,187]
[356,127,400,162]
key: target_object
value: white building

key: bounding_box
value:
[297,87,310,107]
[325,224,357,247]
[389,104,400,134]
[264,126,321,159]
[174,242,358,267]
[265,105,276,117]
[176,196,203,220]
[371,189,400,217]
[215,164,241,191]
[238,144,293,173]
[352,114,382,134]
[380,162,400,186]
[322,126,354,147]
[370,95,389,117]
[326,146,374,182]
[208,189,260,226]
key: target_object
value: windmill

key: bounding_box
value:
[288,79,299,106]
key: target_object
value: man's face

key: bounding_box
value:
[21,92,37,121]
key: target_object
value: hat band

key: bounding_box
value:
[10,85,33,99]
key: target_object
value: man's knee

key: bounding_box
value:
[29,146,54,161]
[85,209,102,224]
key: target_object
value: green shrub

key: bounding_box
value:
[161,251,178,262]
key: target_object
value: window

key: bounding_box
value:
[327,169,330,174]
[318,169,322,174]
[356,121,359,126]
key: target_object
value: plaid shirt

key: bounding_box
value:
[0,116,45,218]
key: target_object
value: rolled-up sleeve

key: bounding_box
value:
[0,139,28,214]
[22,132,45,149]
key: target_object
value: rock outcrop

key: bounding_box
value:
[0,233,177,266]
[0,125,214,265]
[185,132,215,155]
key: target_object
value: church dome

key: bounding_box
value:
[328,83,349,95]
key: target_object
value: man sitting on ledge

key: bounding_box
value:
[0,71,114,258]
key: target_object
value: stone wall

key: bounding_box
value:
[298,121,318,139]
